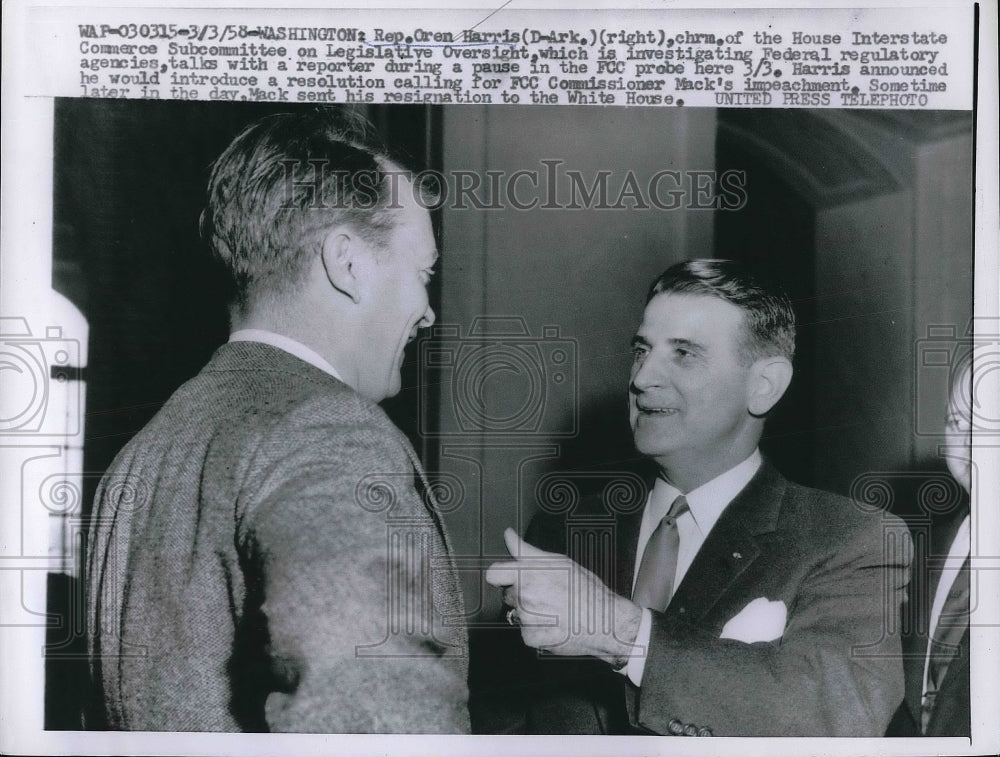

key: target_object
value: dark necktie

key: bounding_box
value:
[632,495,689,612]
[921,554,970,732]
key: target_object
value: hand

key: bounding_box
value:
[485,527,642,667]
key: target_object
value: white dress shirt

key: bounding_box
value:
[921,513,971,698]
[624,450,763,684]
[229,329,345,383]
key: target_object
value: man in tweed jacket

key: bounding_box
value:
[86,111,469,732]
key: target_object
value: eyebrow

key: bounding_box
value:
[630,334,706,354]
[668,338,705,354]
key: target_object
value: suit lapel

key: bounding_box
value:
[397,431,460,570]
[393,427,469,667]
[667,462,786,623]
[903,505,970,725]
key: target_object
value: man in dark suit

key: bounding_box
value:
[86,111,469,732]
[887,348,975,736]
[485,259,911,736]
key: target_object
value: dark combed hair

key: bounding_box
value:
[646,259,796,362]
[199,108,414,306]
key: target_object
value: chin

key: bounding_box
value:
[945,455,972,496]
[359,376,399,403]
[384,375,403,399]
[632,429,675,459]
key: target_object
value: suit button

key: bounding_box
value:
[683,724,699,736]
[667,719,685,735]
[697,726,714,737]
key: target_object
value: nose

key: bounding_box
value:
[630,351,664,394]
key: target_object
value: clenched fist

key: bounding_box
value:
[485,527,642,668]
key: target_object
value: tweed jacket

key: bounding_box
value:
[485,461,912,736]
[86,342,469,732]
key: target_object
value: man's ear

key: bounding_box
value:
[747,356,793,417]
[320,229,362,303]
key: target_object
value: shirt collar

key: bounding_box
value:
[651,449,763,537]
[229,329,344,383]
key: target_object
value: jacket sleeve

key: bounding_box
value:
[635,517,912,736]
[236,410,469,733]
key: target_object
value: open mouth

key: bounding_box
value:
[636,404,679,415]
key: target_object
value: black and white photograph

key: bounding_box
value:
[1,2,997,755]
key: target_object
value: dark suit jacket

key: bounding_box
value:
[477,461,911,736]
[886,505,970,737]
[87,342,469,732]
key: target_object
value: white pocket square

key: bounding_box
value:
[719,598,787,643]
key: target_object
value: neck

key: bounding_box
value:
[655,443,759,493]
[231,299,359,388]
